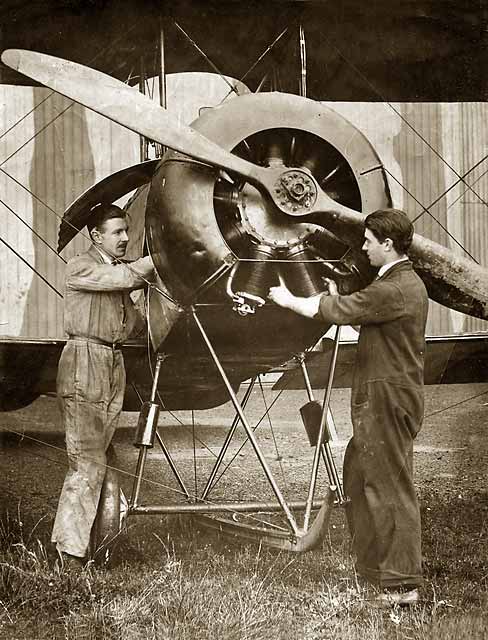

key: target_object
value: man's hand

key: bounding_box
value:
[132,255,155,280]
[268,278,322,319]
[268,283,295,309]
[323,277,339,296]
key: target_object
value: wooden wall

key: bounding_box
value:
[0,87,138,337]
[328,102,488,335]
[0,73,247,338]
[1,84,487,338]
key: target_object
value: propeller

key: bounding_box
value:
[1,49,270,189]
[57,160,160,252]
[3,49,488,321]
[0,50,350,226]
[302,198,488,320]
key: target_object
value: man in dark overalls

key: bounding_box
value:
[269,209,428,606]
[52,203,154,568]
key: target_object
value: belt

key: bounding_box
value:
[68,335,122,350]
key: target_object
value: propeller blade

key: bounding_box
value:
[58,160,160,252]
[308,194,488,321]
[1,49,266,186]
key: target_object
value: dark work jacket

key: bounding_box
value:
[318,261,428,404]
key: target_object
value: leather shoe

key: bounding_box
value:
[370,588,419,608]
[56,550,85,572]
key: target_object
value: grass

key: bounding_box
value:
[0,488,487,639]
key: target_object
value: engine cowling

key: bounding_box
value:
[145,92,391,382]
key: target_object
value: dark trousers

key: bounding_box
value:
[344,380,423,588]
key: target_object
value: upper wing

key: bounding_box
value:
[0,1,485,101]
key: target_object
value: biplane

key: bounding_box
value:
[1,0,487,559]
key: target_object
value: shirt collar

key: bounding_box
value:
[93,244,115,265]
[377,257,408,278]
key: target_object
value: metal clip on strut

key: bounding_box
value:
[130,353,164,507]
[134,355,163,448]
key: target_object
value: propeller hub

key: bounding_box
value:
[273,169,317,216]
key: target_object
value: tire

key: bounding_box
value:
[89,445,122,566]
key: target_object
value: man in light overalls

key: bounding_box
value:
[52,203,154,567]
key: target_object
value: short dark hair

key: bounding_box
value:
[87,203,126,237]
[364,208,414,254]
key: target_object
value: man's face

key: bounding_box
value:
[362,228,391,267]
[94,217,129,258]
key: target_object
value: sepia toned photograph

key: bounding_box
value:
[0,1,487,637]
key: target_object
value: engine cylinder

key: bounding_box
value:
[282,245,324,297]
[234,244,278,302]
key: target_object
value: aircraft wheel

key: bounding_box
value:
[89,446,122,566]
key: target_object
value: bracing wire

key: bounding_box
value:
[141,291,292,531]
[0,11,150,261]
[3,383,487,530]
[258,375,288,493]
[3,12,487,539]
[0,102,73,169]
[411,154,488,229]
[209,383,289,492]
[4,15,294,530]
[173,21,241,97]
[0,93,54,143]
[240,27,290,84]
[384,167,482,264]
[316,28,488,212]
[446,164,488,214]
[0,235,63,298]
[312,28,488,270]
[0,196,67,263]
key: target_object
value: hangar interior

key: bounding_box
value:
[1,1,487,339]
